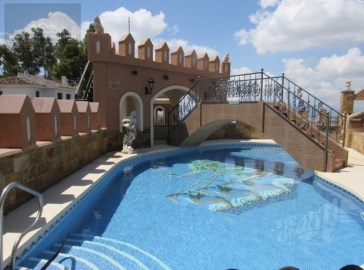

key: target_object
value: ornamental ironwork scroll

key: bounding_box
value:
[238,80,261,101]
[168,71,346,148]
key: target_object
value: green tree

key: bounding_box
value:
[82,22,95,59]
[31,28,56,78]
[52,29,87,82]
[0,44,22,76]
[11,28,56,76]
[44,36,56,79]
[12,31,37,74]
[6,27,89,82]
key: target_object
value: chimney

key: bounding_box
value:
[61,76,68,85]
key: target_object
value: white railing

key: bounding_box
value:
[0,182,44,270]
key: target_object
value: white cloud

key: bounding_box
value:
[259,0,280,9]
[81,8,219,58]
[236,0,364,54]
[316,48,364,78]
[232,67,253,75]
[82,7,167,46]
[13,12,80,42]
[164,38,218,58]
[170,25,180,35]
[282,47,364,110]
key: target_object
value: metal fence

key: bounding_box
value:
[168,70,346,147]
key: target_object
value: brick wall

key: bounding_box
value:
[0,129,124,214]
[352,132,364,154]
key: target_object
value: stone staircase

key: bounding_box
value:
[271,102,348,171]
[18,234,172,270]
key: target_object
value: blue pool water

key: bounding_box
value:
[19,144,364,270]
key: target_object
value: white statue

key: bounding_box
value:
[223,53,230,63]
[345,81,352,91]
[121,111,137,154]
[93,16,104,33]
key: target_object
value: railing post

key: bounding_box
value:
[0,191,4,270]
[342,113,347,147]
[324,115,330,172]
[281,73,285,102]
[260,68,264,101]
[167,110,170,144]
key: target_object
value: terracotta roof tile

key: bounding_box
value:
[0,73,75,90]
[0,76,32,85]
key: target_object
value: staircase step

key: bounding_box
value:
[71,234,172,270]
[53,244,126,270]
[335,158,345,170]
[20,233,172,270]
[42,250,99,270]
[67,239,149,270]
[20,257,68,270]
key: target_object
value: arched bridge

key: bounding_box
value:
[167,71,348,172]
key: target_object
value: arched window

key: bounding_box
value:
[128,42,132,55]
[154,106,165,125]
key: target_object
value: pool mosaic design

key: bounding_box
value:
[17,144,364,270]
[166,158,297,212]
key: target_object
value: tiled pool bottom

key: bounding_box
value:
[18,144,364,270]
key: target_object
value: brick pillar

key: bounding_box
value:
[340,81,356,147]
[340,81,356,115]
[221,53,231,76]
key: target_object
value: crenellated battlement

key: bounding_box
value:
[0,95,101,149]
[88,32,231,76]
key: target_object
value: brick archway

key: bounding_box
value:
[150,85,189,146]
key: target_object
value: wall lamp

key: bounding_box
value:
[145,78,155,95]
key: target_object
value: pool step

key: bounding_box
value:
[69,234,172,270]
[18,257,68,270]
[42,250,99,270]
[52,244,125,270]
[18,234,172,270]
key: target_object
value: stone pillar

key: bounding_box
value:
[340,81,356,147]
[340,81,356,115]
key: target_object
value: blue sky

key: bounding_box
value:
[1,0,364,111]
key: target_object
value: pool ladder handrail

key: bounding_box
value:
[0,182,44,270]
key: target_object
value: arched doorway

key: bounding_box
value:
[119,92,143,132]
[154,106,166,125]
[150,85,190,147]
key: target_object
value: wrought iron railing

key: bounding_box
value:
[167,80,199,134]
[272,74,346,144]
[167,70,346,148]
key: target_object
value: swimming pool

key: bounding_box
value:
[17,143,364,270]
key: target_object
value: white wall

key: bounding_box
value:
[0,85,75,99]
